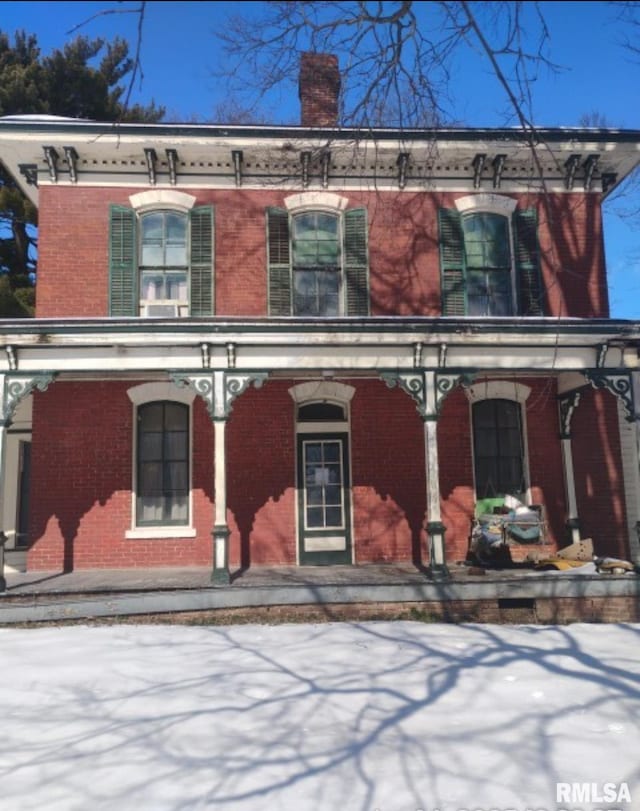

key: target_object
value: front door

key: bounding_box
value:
[297,432,352,564]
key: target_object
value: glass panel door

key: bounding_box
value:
[297,433,351,565]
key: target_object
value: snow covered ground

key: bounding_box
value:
[1,621,639,811]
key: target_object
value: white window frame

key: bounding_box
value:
[465,381,533,503]
[126,382,196,538]
[455,193,518,317]
[129,191,197,319]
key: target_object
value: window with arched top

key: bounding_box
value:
[267,195,369,317]
[136,400,189,526]
[109,193,214,318]
[438,195,543,317]
[472,398,526,498]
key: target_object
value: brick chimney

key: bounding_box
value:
[299,52,341,128]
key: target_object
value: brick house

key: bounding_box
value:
[1,52,640,582]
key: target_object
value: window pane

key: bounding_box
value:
[166,212,187,242]
[141,272,164,300]
[325,485,342,505]
[137,495,163,523]
[142,214,163,241]
[139,462,163,494]
[167,461,188,491]
[164,402,188,430]
[165,245,188,267]
[305,443,322,463]
[141,244,164,267]
[325,507,342,527]
[307,507,324,528]
[140,432,162,461]
[140,403,164,431]
[323,442,340,463]
[307,486,323,506]
[164,431,188,460]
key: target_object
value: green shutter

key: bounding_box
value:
[513,208,544,316]
[438,207,466,316]
[109,205,137,316]
[190,205,214,316]
[343,207,369,316]
[267,207,292,315]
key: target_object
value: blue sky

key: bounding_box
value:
[2,0,640,316]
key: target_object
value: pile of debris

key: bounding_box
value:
[528,538,637,574]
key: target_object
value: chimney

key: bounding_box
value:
[299,52,341,128]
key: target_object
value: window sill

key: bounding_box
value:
[126,527,197,540]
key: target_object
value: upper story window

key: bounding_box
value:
[109,190,214,318]
[292,211,340,316]
[439,194,544,317]
[140,211,188,316]
[267,192,369,317]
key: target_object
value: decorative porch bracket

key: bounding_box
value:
[381,371,474,420]
[0,373,55,592]
[170,370,268,585]
[381,370,477,580]
[0,372,56,427]
[170,370,268,421]
[584,371,635,421]
[558,389,581,440]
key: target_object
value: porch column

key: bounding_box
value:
[212,414,230,584]
[171,369,267,585]
[0,416,8,592]
[423,411,447,578]
[0,372,55,592]
[382,370,463,579]
[558,390,582,544]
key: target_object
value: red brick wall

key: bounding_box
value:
[350,380,425,563]
[26,379,427,570]
[571,387,628,557]
[36,187,607,319]
[27,381,215,570]
[438,378,568,563]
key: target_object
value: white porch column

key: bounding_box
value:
[0,417,8,591]
[558,390,582,545]
[423,413,447,577]
[212,415,230,584]
[171,369,267,585]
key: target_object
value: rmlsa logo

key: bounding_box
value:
[556,782,632,806]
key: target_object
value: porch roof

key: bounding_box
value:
[0,315,637,377]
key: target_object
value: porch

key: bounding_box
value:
[1,562,638,625]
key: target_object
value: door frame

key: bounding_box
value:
[296,431,352,565]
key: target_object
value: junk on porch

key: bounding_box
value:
[469,494,546,566]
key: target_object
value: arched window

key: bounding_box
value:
[109,191,214,318]
[463,212,512,316]
[292,211,341,316]
[136,401,189,525]
[266,193,369,317]
[139,211,188,315]
[438,194,543,317]
[472,398,525,498]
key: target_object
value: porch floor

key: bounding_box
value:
[1,561,639,625]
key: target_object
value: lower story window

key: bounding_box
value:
[472,398,525,498]
[137,401,189,525]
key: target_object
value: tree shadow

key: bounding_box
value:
[2,621,639,810]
